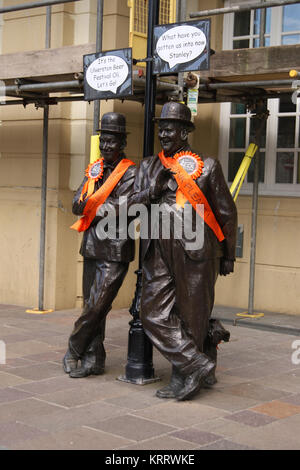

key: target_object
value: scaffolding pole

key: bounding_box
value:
[93,0,103,134]
[247,4,267,317]
[190,0,300,18]
[37,5,52,312]
[0,0,81,15]
[120,0,161,386]
[176,0,186,102]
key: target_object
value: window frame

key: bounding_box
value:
[220,1,300,197]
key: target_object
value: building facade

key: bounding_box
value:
[0,0,299,315]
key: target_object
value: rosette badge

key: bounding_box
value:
[174,151,204,180]
[79,158,104,202]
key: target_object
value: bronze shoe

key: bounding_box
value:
[69,364,104,378]
[69,348,105,378]
[156,366,185,399]
[176,360,215,401]
[63,349,78,374]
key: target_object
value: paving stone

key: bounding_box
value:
[0,398,64,423]
[200,439,257,450]
[212,414,300,450]
[37,381,132,408]
[0,387,33,403]
[41,336,69,349]
[0,371,31,389]
[1,306,300,450]
[6,362,64,381]
[258,343,296,357]
[224,382,292,401]
[5,340,54,359]
[253,372,300,393]
[104,391,164,411]
[279,393,300,406]
[13,375,78,395]
[0,334,34,344]
[23,351,63,363]
[0,357,36,370]
[207,374,246,388]
[10,426,133,450]
[170,428,222,446]
[23,402,128,433]
[220,350,279,367]
[193,416,257,437]
[132,401,228,427]
[0,421,47,446]
[251,400,300,419]
[120,436,198,450]
[189,389,259,412]
[224,359,296,379]
[88,414,176,441]
[223,410,277,427]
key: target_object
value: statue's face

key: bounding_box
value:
[158,120,187,156]
[100,132,124,163]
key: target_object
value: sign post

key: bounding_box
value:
[122,6,212,386]
[120,0,161,386]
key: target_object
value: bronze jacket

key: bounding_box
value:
[72,157,136,262]
[130,151,237,262]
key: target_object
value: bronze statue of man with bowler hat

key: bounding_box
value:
[63,112,136,378]
[130,102,237,400]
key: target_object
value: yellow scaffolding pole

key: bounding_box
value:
[230,143,258,201]
[90,135,101,163]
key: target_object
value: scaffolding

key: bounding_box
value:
[0,0,299,316]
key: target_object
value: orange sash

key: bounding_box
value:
[71,158,135,233]
[158,151,225,242]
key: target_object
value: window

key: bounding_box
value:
[220,1,300,196]
[232,7,271,48]
[281,3,300,45]
[129,0,176,60]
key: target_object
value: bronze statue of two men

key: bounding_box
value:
[63,102,237,401]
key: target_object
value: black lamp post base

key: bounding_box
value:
[118,316,160,385]
[117,375,160,386]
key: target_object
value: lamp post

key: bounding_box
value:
[119,0,161,385]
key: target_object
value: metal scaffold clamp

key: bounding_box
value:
[290,69,300,104]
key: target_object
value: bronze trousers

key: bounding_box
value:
[69,258,129,358]
[141,238,220,376]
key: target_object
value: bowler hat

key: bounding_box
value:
[155,102,195,131]
[97,112,128,134]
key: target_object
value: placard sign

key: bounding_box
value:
[153,20,210,75]
[83,48,132,101]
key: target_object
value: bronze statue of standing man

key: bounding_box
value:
[63,112,136,378]
[130,102,237,400]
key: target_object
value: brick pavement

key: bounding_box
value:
[0,304,300,450]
